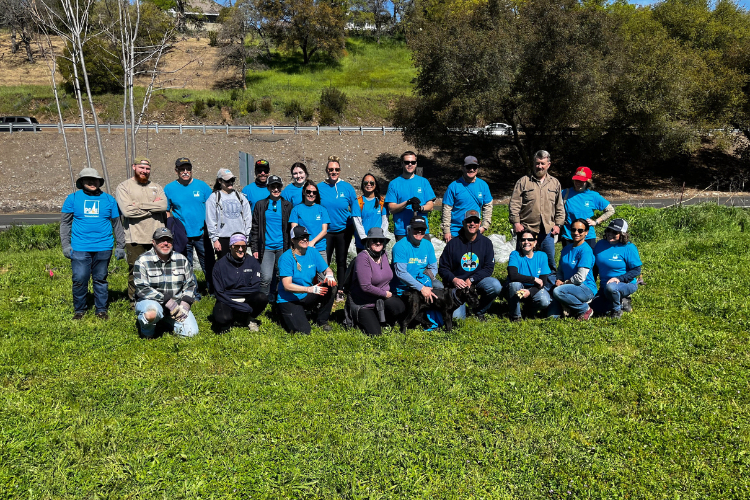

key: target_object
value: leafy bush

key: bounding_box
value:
[245,99,257,113]
[206,97,217,108]
[260,98,273,114]
[193,99,206,116]
[301,106,315,122]
[284,100,303,118]
[230,89,241,101]
[320,86,348,115]
[318,105,338,125]
[207,30,218,47]
[58,37,123,95]
[0,224,60,252]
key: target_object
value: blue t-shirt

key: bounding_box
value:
[355,197,387,249]
[561,189,609,241]
[558,243,598,295]
[317,180,357,232]
[385,175,436,236]
[277,248,329,303]
[594,240,642,284]
[442,178,493,237]
[392,237,437,295]
[61,190,120,252]
[242,182,270,212]
[264,199,284,250]
[281,184,304,207]
[290,203,330,252]
[508,251,551,286]
[164,179,212,237]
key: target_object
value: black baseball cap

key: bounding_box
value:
[290,226,310,239]
[267,175,283,187]
[175,157,192,168]
[410,215,427,230]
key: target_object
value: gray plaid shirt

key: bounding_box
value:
[133,249,197,304]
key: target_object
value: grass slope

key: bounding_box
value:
[1,204,749,498]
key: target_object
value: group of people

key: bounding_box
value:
[60,149,642,338]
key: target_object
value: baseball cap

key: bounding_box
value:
[216,168,235,181]
[463,210,480,222]
[133,157,151,166]
[606,218,629,234]
[464,156,479,166]
[290,226,310,240]
[255,159,270,172]
[572,166,592,182]
[410,215,428,230]
[175,157,192,169]
[152,227,173,240]
[267,175,283,187]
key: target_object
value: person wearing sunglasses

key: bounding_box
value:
[438,210,503,321]
[353,173,389,253]
[281,162,309,207]
[506,230,552,321]
[290,180,330,260]
[441,156,493,243]
[211,233,268,333]
[560,167,614,250]
[165,157,213,295]
[548,218,598,320]
[317,155,358,301]
[386,151,436,241]
[593,219,641,319]
[241,159,272,211]
[277,226,337,334]
[206,168,252,261]
[250,175,293,303]
[348,227,405,336]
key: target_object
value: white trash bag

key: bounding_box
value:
[488,233,515,264]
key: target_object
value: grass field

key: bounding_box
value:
[1,204,749,498]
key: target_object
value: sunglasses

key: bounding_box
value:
[232,245,247,250]
[305,190,317,195]
[370,240,385,246]
[403,160,417,165]
[465,218,480,225]
[413,228,426,234]
[256,169,269,174]
[572,228,587,234]
[464,165,478,171]
[363,181,375,186]
[223,178,236,184]
[328,168,341,172]
[269,185,282,191]
[520,237,536,242]
[297,237,309,242]
[177,167,192,172]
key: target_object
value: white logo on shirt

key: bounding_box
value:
[610,254,621,261]
[339,193,346,198]
[478,192,483,198]
[193,190,201,197]
[417,188,422,193]
[83,200,100,216]
[585,201,591,207]
[316,215,321,220]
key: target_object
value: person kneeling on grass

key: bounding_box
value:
[506,230,552,321]
[212,233,269,333]
[592,219,642,319]
[133,227,199,338]
[276,226,337,334]
[548,218,598,321]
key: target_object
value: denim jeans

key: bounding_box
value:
[452,277,503,319]
[507,281,551,319]
[260,248,284,299]
[135,299,199,338]
[71,250,112,314]
[185,235,209,294]
[548,284,594,317]
[601,281,638,312]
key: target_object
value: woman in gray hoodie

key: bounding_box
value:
[206,168,252,261]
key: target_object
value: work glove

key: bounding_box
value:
[115,248,126,260]
[165,298,180,316]
[63,247,72,259]
[408,197,421,212]
[174,301,191,322]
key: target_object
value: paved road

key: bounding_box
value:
[1,196,748,230]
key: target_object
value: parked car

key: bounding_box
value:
[0,116,41,132]
[480,123,513,136]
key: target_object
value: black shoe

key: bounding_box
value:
[96,312,109,320]
[318,322,332,332]
[611,309,623,319]
[510,315,522,322]
[72,312,85,320]
[475,313,488,322]
[621,297,632,313]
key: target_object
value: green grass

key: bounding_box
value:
[1,204,749,497]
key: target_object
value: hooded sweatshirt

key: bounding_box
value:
[438,229,495,284]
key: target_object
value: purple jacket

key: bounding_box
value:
[350,251,392,307]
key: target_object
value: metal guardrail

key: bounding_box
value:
[3,123,403,136]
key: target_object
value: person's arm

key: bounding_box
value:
[616,265,642,284]
[281,275,330,295]
[116,183,151,218]
[250,202,261,256]
[568,267,590,285]
[592,204,615,226]
[212,260,232,305]
[242,195,253,238]
[421,200,435,212]
[480,202,493,233]
[426,261,439,281]
[507,266,536,285]
[311,224,328,248]
[553,181,565,227]
[388,200,409,214]
[394,262,425,291]
[441,204,453,239]
[352,216,367,240]
[355,254,388,298]
[112,217,125,250]
[60,212,73,258]
[508,179,525,233]
[380,213,389,233]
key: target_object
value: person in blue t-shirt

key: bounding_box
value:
[593,219,642,318]
[290,180,329,260]
[386,151,436,240]
[506,230,552,321]
[281,162,308,207]
[548,219,598,320]
[392,216,444,298]
[241,159,271,211]
[560,166,615,249]
[441,156,493,240]
[277,226,337,334]
[164,157,213,295]
[317,155,358,301]
[60,168,126,320]
[250,175,292,302]
[353,173,389,252]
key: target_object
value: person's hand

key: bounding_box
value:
[444,233,452,243]
[308,285,328,296]
[607,277,620,284]
[464,278,472,288]
[453,277,468,289]
[420,286,437,303]
[409,197,421,212]
[555,279,564,287]
[479,227,486,233]
[253,252,259,259]
[115,248,126,260]
[586,218,596,227]
[63,247,72,259]
[385,291,392,298]
[551,225,561,235]
[514,223,525,234]
[516,289,530,299]
[165,298,179,315]
[324,274,337,286]
[534,277,544,288]
[213,240,222,252]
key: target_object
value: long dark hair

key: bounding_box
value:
[290,162,308,178]
[360,172,383,202]
[519,229,539,251]
[302,179,320,204]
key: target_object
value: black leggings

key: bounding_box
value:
[326,223,354,284]
[352,296,405,336]
[277,288,336,334]
[212,292,268,332]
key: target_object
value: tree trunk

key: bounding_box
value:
[11,30,18,54]
[22,36,34,63]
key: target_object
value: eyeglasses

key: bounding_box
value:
[363,181,375,186]
[572,228,587,234]
[232,245,247,251]
[413,228,426,234]
[465,219,480,225]
[328,168,340,172]
[403,160,417,165]
[520,237,535,242]
[305,190,317,195]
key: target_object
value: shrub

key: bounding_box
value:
[246,100,257,113]
[230,89,241,101]
[207,30,218,47]
[319,105,338,126]
[193,99,206,116]
[58,37,123,95]
[320,87,348,115]
[206,97,217,108]
[284,100,303,118]
[260,98,273,114]
[302,107,315,122]
[0,224,61,252]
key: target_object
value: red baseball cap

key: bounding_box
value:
[572,166,592,182]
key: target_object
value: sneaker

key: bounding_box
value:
[621,297,632,313]
[318,322,332,332]
[577,307,594,321]
[475,313,488,322]
[510,316,522,322]
[611,309,623,319]
[72,312,85,320]
[95,312,109,320]
[247,319,260,332]
[336,291,345,303]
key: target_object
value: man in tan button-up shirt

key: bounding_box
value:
[116,158,168,303]
[508,150,564,276]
